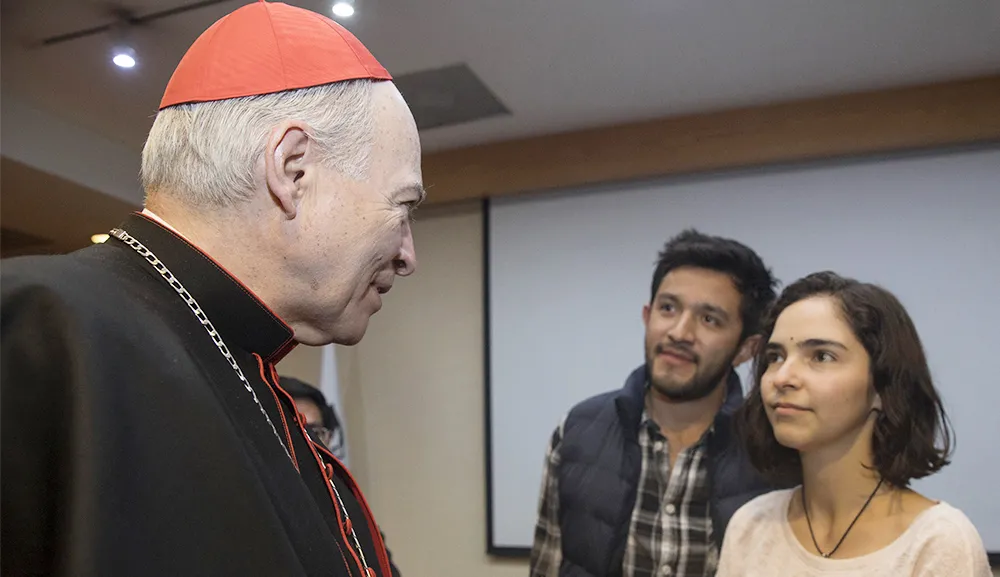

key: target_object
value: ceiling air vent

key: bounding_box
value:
[393,63,510,131]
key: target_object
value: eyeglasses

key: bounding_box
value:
[306,423,335,447]
[305,423,345,456]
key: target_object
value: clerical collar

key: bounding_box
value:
[140,207,183,236]
[113,212,297,363]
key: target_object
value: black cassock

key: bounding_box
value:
[2,213,401,577]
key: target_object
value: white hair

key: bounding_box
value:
[141,79,376,208]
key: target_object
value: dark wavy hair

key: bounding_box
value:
[279,375,340,432]
[651,229,778,339]
[737,271,954,487]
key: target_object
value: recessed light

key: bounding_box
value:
[91,233,110,244]
[112,46,136,69]
[332,1,355,18]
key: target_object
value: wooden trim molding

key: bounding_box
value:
[421,75,1000,205]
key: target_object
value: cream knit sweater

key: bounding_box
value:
[716,488,991,577]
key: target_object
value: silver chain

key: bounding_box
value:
[332,477,372,573]
[110,228,292,462]
[110,227,372,576]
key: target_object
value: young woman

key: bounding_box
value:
[716,271,990,576]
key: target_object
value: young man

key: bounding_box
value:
[530,229,782,577]
[1,2,423,576]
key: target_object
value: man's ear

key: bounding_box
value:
[733,334,762,367]
[264,122,311,219]
[642,303,651,328]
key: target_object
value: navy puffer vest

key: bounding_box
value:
[555,366,776,577]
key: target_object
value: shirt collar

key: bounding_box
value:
[140,207,184,236]
[639,407,713,450]
[639,409,662,437]
[112,211,297,363]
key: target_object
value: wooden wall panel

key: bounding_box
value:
[421,75,1000,205]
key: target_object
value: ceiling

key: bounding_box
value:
[2,0,999,155]
[1,0,998,256]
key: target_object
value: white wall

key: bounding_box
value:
[275,344,324,387]
[339,203,528,577]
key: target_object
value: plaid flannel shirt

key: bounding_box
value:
[530,411,716,577]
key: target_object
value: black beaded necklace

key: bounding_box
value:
[802,477,885,558]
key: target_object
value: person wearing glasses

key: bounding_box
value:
[279,376,347,460]
[278,375,402,577]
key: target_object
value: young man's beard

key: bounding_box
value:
[644,345,738,402]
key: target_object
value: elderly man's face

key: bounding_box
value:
[286,82,424,345]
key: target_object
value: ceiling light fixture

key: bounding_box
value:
[91,233,110,244]
[332,0,355,18]
[112,45,137,68]
[108,15,138,70]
